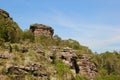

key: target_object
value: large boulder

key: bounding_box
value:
[30,24,54,37]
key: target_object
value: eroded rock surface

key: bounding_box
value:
[6,63,49,79]
[54,47,98,79]
[30,24,54,37]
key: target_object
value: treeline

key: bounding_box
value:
[92,51,120,80]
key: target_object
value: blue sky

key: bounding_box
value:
[0,0,120,53]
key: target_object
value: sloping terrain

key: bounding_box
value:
[0,9,22,43]
[0,9,120,80]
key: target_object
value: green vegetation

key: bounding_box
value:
[92,51,120,79]
[0,13,22,43]
[0,9,120,80]
[55,60,72,80]
[72,74,88,80]
[22,29,34,42]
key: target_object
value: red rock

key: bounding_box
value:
[30,24,54,37]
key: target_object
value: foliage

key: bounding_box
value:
[13,44,19,51]
[1,9,120,80]
[72,74,88,80]
[0,38,5,46]
[59,39,81,50]
[67,39,81,50]
[94,74,120,80]
[53,35,62,46]
[0,12,22,43]
[22,30,34,42]
[59,39,92,54]
[92,51,120,79]
[35,35,54,47]
[55,60,72,80]
[51,51,57,64]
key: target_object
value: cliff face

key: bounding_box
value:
[30,24,54,37]
[0,8,120,80]
[50,47,98,79]
[0,9,22,42]
[0,9,98,80]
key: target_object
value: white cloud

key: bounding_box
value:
[47,10,120,53]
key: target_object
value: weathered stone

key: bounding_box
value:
[6,64,49,78]
[57,47,97,79]
[0,54,9,59]
[0,9,9,18]
[52,46,60,52]
[19,47,28,53]
[36,49,45,56]
[8,44,12,53]
[77,54,97,79]
[30,24,54,37]
[59,47,77,62]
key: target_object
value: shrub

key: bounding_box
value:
[55,60,71,80]
[72,74,88,80]
[22,30,34,42]
[13,44,19,51]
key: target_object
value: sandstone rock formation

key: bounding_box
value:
[52,47,98,79]
[30,24,54,37]
[77,54,97,79]
[6,64,49,80]
[0,9,99,80]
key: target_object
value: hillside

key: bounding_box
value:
[0,9,120,80]
[0,9,22,43]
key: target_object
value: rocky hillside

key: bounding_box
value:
[0,9,120,80]
[0,9,22,43]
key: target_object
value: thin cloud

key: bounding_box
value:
[47,10,120,52]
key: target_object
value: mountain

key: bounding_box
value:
[0,9,120,80]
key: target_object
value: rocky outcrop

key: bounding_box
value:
[59,47,77,66]
[19,47,28,53]
[0,9,9,18]
[0,54,9,59]
[52,47,98,79]
[77,54,97,79]
[30,24,54,37]
[0,8,98,80]
[6,64,49,79]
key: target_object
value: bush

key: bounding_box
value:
[72,74,88,80]
[53,35,62,46]
[55,60,72,80]
[35,35,54,46]
[94,74,120,80]
[22,30,34,42]
[0,38,5,46]
[13,44,19,51]
[0,14,22,43]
